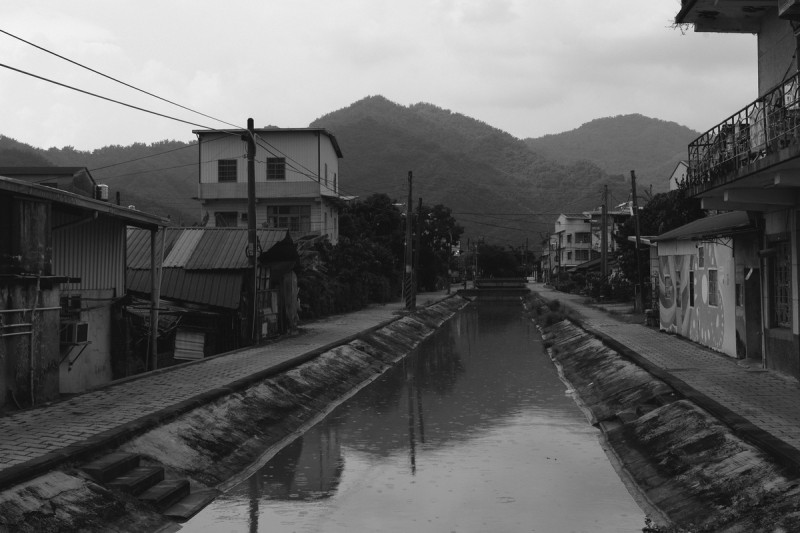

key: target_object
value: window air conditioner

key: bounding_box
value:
[61,322,89,345]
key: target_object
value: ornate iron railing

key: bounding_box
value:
[684,72,800,190]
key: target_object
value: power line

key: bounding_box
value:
[90,141,198,172]
[0,62,240,133]
[0,28,243,131]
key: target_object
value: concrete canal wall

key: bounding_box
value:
[0,296,469,532]
[542,319,800,532]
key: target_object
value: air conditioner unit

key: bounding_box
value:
[779,0,800,20]
[60,322,89,345]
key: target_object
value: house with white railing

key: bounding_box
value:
[193,128,344,244]
[675,1,800,377]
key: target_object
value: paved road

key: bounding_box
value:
[529,283,800,466]
[0,293,448,489]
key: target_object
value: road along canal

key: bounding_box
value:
[180,299,647,532]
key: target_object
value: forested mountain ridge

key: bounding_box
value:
[0,98,695,244]
[311,96,629,244]
[524,114,700,193]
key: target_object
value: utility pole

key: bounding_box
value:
[630,170,643,313]
[601,184,608,280]
[413,197,423,309]
[403,171,414,310]
[244,118,258,343]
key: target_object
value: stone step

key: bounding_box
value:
[81,452,141,484]
[163,488,221,521]
[139,478,191,512]
[107,466,165,495]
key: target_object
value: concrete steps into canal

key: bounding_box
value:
[81,451,216,520]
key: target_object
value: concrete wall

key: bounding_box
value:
[0,281,60,408]
[658,239,737,357]
[58,288,115,394]
[757,11,796,95]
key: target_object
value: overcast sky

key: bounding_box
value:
[2,1,756,151]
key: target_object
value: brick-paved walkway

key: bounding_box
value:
[0,293,448,489]
[530,283,800,455]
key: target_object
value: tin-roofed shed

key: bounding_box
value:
[126,227,298,361]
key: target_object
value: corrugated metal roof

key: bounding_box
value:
[652,211,752,242]
[163,228,205,267]
[128,268,244,309]
[126,227,182,269]
[127,227,291,270]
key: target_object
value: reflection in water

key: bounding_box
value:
[183,301,645,533]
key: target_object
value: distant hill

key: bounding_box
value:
[0,136,201,225]
[524,114,699,194]
[311,96,628,246]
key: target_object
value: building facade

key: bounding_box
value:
[676,1,800,377]
[654,212,759,359]
[194,128,343,244]
[0,173,166,406]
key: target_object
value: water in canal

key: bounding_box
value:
[182,300,646,532]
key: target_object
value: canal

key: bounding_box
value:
[181,300,646,532]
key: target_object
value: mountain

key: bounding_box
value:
[524,114,699,194]
[0,99,696,247]
[311,96,628,246]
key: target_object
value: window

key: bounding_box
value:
[566,234,572,244]
[324,163,329,186]
[267,157,286,180]
[567,251,572,261]
[772,240,791,327]
[689,271,695,307]
[708,269,719,306]
[214,211,238,227]
[575,232,591,244]
[334,172,337,191]
[664,275,673,302]
[267,205,311,233]
[675,270,682,308]
[575,249,589,261]
[218,160,237,182]
[698,246,705,268]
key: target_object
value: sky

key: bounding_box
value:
[2,0,757,152]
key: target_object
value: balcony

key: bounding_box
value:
[684,72,800,201]
[198,181,322,200]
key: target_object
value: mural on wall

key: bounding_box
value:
[658,242,729,354]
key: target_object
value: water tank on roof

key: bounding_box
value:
[95,184,109,201]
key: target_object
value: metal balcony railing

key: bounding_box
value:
[685,72,800,190]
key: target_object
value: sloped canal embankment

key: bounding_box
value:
[542,319,800,532]
[0,296,469,532]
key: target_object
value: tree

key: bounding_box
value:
[614,188,705,303]
[477,244,521,278]
[415,203,464,290]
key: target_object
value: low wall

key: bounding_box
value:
[542,320,800,532]
[0,296,470,531]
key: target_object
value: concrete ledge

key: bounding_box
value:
[574,318,800,477]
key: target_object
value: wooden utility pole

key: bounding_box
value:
[631,170,643,312]
[403,171,414,310]
[244,118,258,342]
[601,184,608,280]
[413,197,423,309]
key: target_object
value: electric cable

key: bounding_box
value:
[0,28,243,130]
[0,62,243,134]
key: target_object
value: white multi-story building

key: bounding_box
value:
[194,127,344,244]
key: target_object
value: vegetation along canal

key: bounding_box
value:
[181,300,646,532]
